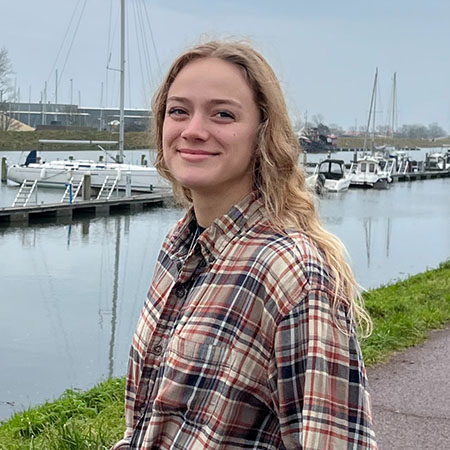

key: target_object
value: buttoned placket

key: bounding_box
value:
[149,238,209,363]
[131,243,209,448]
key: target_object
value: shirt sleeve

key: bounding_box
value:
[268,285,377,449]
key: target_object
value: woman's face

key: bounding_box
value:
[162,57,260,202]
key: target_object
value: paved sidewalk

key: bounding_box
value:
[367,326,450,450]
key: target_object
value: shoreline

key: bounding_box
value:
[1,130,449,151]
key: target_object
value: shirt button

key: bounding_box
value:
[152,344,163,356]
[208,255,215,264]
[175,285,186,298]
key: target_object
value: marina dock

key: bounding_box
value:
[0,191,172,227]
[391,169,450,182]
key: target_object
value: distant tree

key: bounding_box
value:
[376,124,391,136]
[316,123,330,136]
[427,122,446,139]
[311,113,324,127]
[0,47,15,131]
[397,124,429,139]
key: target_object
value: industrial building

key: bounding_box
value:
[1,102,153,131]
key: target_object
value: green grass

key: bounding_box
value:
[0,378,126,450]
[361,260,450,365]
[0,130,155,151]
[1,261,450,449]
[1,130,449,151]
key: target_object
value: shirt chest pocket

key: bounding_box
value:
[151,334,234,426]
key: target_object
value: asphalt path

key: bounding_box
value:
[367,326,450,449]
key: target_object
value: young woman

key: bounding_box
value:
[113,40,377,449]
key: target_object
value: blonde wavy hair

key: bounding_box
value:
[152,40,372,336]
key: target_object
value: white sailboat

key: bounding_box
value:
[349,68,393,188]
[7,149,167,192]
[7,0,168,193]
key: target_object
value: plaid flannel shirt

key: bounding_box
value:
[114,192,377,449]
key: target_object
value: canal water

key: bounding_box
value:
[1,148,449,420]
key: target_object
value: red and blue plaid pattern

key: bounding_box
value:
[115,192,377,449]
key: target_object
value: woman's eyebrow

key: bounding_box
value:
[167,96,242,109]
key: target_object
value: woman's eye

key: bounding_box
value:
[167,107,186,116]
[215,111,234,120]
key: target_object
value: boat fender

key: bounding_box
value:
[40,168,46,179]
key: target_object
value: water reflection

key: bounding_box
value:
[364,218,372,267]
[1,178,450,420]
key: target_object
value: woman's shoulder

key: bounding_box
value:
[236,224,334,293]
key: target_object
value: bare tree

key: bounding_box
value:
[311,113,324,127]
[0,47,15,131]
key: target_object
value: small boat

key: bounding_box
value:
[298,128,337,153]
[349,155,393,189]
[426,150,450,171]
[7,150,169,192]
[310,158,352,192]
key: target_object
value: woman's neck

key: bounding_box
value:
[192,186,253,228]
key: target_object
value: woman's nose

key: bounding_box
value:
[180,114,210,141]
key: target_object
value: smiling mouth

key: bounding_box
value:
[177,149,219,156]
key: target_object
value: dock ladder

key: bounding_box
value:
[96,174,120,200]
[12,179,38,207]
[398,160,410,174]
[61,177,84,203]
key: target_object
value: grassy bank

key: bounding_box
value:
[0,130,154,151]
[1,261,449,449]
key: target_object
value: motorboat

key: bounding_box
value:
[7,150,170,192]
[426,150,450,171]
[314,158,351,192]
[349,155,393,189]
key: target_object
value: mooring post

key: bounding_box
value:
[1,157,7,182]
[83,173,91,200]
[125,171,132,197]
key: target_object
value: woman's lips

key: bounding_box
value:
[177,149,218,162]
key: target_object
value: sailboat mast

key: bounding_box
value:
[391,72,397,139]
[118,0,125,163]
[363,68,378,154]
[371,70,377,150]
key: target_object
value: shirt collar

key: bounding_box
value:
[168,191,268,262]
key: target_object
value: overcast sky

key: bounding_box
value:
[2,0,449,131]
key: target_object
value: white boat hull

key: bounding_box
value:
[7,162,170,192]
[324,177,351,192]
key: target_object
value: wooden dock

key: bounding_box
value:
[0,191,172,227]
[391,169,450,182]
